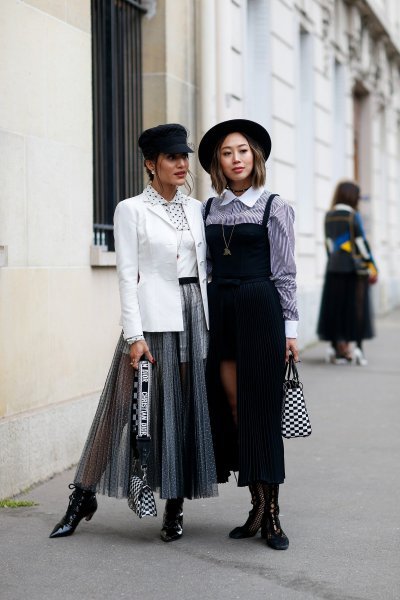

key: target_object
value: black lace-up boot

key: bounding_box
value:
[49,484,98,538]
[160,498,184,542]
[229,483,266,539]
[261,484,289,550]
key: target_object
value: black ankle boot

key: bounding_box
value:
[229,483,265,539]
[49,484,98,538]
[261,484,289,550]
[160,498,184,542]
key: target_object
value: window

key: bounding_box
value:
[92,0,146,251]
[332,60,346,183]
[296,28,314,235]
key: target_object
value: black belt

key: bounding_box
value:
[179,277,199,285]
[212,275,270,287]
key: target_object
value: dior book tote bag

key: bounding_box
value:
[128,359,157,518]
[281,355,312,439]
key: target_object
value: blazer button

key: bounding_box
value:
[200,260,205,266]
[202,278,206,283]
[197,241,202,247]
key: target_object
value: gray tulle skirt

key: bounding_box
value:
[73,283,218,500]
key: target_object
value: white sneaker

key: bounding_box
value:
[325,347,336,364]
[353,347,368,366]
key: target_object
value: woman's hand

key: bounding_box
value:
[285,338,299,363]
[369,273,378,285]
[129,340,155,370]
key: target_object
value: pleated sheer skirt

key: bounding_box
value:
[317,272,374,343]
[207,279,286,487]
[74,283,218,500]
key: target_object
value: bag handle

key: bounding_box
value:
[284,354,299,382]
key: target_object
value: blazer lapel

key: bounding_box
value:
[145,202,176,229]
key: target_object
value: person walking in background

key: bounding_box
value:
[49,124,217,543]
[198,119,299,551]
[317,180,378,366]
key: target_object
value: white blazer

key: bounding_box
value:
[114,191,209,339]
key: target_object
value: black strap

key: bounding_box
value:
[204,197,214,221]
[135,360,153,469]
[262,193,279,228]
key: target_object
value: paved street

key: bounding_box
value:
[1,311,399,600]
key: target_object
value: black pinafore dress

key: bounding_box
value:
[205,194,286,486]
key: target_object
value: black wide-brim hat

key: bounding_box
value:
[138,123,194,158]
[198,119,272,173]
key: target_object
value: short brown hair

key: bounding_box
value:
[330,180,360,210]
[209,134,266,195]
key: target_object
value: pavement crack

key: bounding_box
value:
[175,547,368,600]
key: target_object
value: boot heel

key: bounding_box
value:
[49,484,98,538]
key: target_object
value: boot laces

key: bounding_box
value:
[244,483,265,534]
[262,484,283,536]
[67,484,90,515]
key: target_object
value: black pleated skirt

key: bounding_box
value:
[317,272,374,343]
[206,278,286,487]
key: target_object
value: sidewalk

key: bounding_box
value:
[1,311,400,600]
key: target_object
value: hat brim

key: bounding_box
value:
[198,119,271,173]
[163,143,194,154]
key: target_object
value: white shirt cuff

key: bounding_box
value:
[125,334,145,345]
[285,320,298,338]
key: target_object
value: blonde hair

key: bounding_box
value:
[209,134,266,195]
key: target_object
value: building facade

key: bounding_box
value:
[1,0,400,497]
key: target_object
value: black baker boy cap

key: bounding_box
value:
[138,123,194,159]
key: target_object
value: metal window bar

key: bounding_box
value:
[92,0,146,251]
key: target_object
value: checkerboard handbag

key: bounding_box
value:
[281,355,312,438]
[127,359,157,518]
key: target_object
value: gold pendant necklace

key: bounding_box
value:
[222,223,236,256]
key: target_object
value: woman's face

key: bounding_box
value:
[219,132,254,188]
[148,153,189,189]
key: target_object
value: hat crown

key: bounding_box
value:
[198,119,271,173]
[138,123,193,158]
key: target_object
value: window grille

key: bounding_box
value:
[92,0,146,251]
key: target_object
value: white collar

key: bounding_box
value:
[144,184,188,206]
[334,203,354,212]
[220,186,265,207]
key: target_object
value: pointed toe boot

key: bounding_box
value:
[49,484,97,538]
[160,498,184,542]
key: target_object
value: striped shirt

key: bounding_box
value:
[203,187,299,337]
